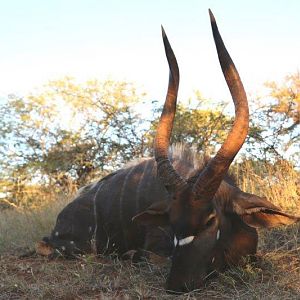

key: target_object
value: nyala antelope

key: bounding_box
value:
[38,10,300,293]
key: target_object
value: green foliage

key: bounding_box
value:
[147,95,234,155]
[171,104,232,153]
[266,72,300,124]
[0,81,237,206]
[0,77,148,204]
[249,71,300,164]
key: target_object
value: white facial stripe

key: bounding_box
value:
[178,235,195,246]
[216,229,220,240]
[212,257,215,263]
[174,235,195,247]
[174,236,178,247]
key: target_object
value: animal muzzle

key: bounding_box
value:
[166,257,208,294]
[165,242,220,293]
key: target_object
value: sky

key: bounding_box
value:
[1,0,300,106]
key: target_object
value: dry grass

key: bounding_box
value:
[1,238,299,299]
[234,160,299,213]
[0,197,70,255]
[0,161,299,299]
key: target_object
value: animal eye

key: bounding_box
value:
[205,216,216,227]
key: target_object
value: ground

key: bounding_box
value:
[1,226,299,299]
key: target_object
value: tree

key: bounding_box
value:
[146,92,260,157]
[249,72,300,164]
[148,105,232,155]
[0,77,148,204]
[1,74,299,208]
[267,72,300,125]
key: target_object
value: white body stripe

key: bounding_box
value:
[136,159,151,212]
[92,180,105,254]
[119,165,137,249]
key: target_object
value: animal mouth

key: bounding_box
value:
[166,263,219,294]
[166,269,207,294]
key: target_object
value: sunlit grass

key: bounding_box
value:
[0,196,70,254]
[233,159,300,214]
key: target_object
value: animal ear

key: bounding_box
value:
[229,192,300,228]
[132,201,170,226]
